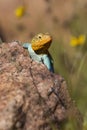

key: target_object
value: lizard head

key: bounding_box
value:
[31,33,52,54]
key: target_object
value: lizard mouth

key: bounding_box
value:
[42,38,52,47]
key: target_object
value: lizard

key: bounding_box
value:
[23,33,54,72]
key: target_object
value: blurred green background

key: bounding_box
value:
[0,0,87,129]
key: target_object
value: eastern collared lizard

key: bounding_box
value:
[23,33,54,72]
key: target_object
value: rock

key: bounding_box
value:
[0,42,83,130]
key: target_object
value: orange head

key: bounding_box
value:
[31,33,52,54]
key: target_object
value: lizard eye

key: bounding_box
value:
[38,36,42,39]
[38,34,42,39]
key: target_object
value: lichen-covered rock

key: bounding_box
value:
[0,42,83,130]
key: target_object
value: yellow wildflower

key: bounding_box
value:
[70,37,79,47]
[78,35,86,45]
[15,6,25,18]
[70,35,86,47]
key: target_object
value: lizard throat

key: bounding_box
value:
[34,48,49,55]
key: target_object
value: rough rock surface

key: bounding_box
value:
[0,42,83,130]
